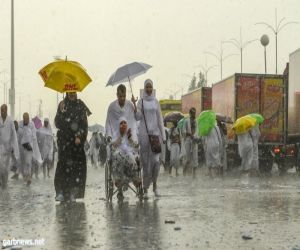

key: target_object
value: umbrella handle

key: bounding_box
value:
[128,77,134,96]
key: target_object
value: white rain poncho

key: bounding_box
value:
[217,122,228,170]
[37,123,53,162]
[0,116,19,158]
[136,79,166,189]
[89,132,101,167]
[105,99,138,142]
[18,121,42,176]
[0,115,19,187]
[249,125,261,170]
[237,132,254,171]
[202,125,222,168]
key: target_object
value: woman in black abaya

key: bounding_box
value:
[54,92,91,202]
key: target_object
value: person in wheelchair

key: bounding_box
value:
[111,117,141,201]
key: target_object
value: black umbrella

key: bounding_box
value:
[164,112,184,123]
[216,113,233,123]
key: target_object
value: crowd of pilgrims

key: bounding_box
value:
[0,79,261,202]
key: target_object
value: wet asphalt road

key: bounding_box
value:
[1,165,300,250]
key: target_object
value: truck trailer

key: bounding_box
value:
[181,87,212,116]
[212,73,293,173]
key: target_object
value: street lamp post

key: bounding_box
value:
[260,34,270,74]
[256,9,298,74]
[10,0,15,118]
[223,28,259,73]
[205,42,237,80]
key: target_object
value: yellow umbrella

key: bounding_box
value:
[39,60,92,93]
[233,115,257,135]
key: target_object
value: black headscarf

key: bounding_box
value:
[64,93,92,117]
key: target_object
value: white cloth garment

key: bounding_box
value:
[18,121,42,176]
[237,132,254,171]
[22,150,33,176]
[250,125,261,170]
[182,116,199,168]
[184,138,198,168]
[0,149,11,188]
[105,99,138,142]
[170,143,180,169]
[0,116,19,188]
[136,79,166,189]
[0,116,19,159]
[112,117,138,156]
[183,117,199,139]
[89,133,101,167]
[217,123,228,170]
[37,125,53,162]
[202,125,222,169]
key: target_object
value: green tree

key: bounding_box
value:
[197,71,206,88]
[188,74,197,91]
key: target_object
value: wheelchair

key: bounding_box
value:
[105,144,143,202]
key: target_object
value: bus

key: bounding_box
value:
[159,99,182,117]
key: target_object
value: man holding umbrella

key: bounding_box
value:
[105,84,138,142]
[105,62,152,142]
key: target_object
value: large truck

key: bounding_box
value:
[212,73,291,172]
[181,87,212,116]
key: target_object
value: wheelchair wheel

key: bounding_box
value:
[105,161,114,202]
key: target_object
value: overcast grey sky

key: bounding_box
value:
[0,0,299,125]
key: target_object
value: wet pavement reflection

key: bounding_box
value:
[1,166,300,249]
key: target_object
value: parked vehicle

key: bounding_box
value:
[159,99,182,117]
[181,87,212,116]
[212,73,286,173]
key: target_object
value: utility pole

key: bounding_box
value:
[10,0,16,118]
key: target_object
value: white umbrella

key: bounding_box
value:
[106,62,152,94]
